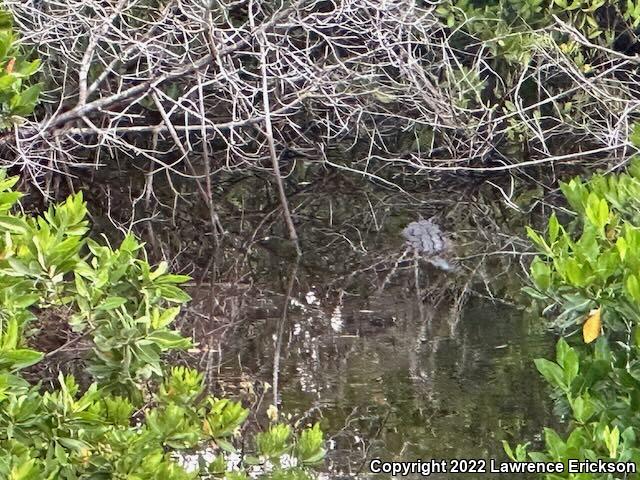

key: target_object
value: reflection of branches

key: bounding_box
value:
[272,260,299,408]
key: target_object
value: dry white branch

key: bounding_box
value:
[2,0,639,197]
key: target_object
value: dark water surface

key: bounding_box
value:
[200,281,557,479]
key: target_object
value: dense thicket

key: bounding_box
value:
[0,0,638,254]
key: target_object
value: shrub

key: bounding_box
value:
[0,171,325,478]
[516,153,640,477]
[0,9,40,129]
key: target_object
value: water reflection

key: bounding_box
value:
[203,283,555,478]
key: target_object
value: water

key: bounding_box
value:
[196,278,557,478]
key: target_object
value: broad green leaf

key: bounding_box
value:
[548,212,560,243]
[0,215,27,234]
[535,358,566,390]
[95,296,127,311]
[146,330,190,349]
[0,349,43,370]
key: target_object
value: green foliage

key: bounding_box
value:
[433,0,640,156]
[518,152,640,478]
[436,0,639,56]
[523,156,640,333]
[0,172,192,397]
[295,424,326,466]
[508,338,640,477]
[257,425,292,458]
[0,171,325,478]
[0,9,41,128]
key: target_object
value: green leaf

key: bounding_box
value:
[0,215,28,234]
[156,274,191,285]
[0,73,16,90]
[556,339,579,385]
[157,285,191,303]
[585,193,609,233]
[9,458,39,480]
[11,294,39,309]
[0,31,13,59]
[603,425,620,458]
[297,423,325,465]
[5,258,35,277]
[57,437,89,451]
[531,257,551,290]
[215,438,236,453]
[560,178,587,213]
[153,307,181,329]
[548,212,560,243]
[634,326,640,347]
[2,317,19,350]
[16,59,40,78]
[526,226,551,254]
[0,349,43,370]
[544,428,566,459]
[563,348,579,385]
[521,286,548,300]
[95,296,127,311]
[571,394,595,423]
[149,261,168,281]
[17,84,40,106]
[626,274,640,302]
[633,122,640,148]
[616,237,627,262]
[145,330,190,349]
[534,358,566,390]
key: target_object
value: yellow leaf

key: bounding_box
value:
[202,418,212,436]
[583,307,602,344]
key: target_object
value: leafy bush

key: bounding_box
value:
[0,171,325,478]
[0,9,40,128]
[517,152,640,477]
[525,156,640,334]
[436,0,640,57]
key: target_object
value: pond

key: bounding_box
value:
[189,269,558,479]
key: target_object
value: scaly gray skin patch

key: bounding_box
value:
[402,219,456,271]
[402,219,447,255]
